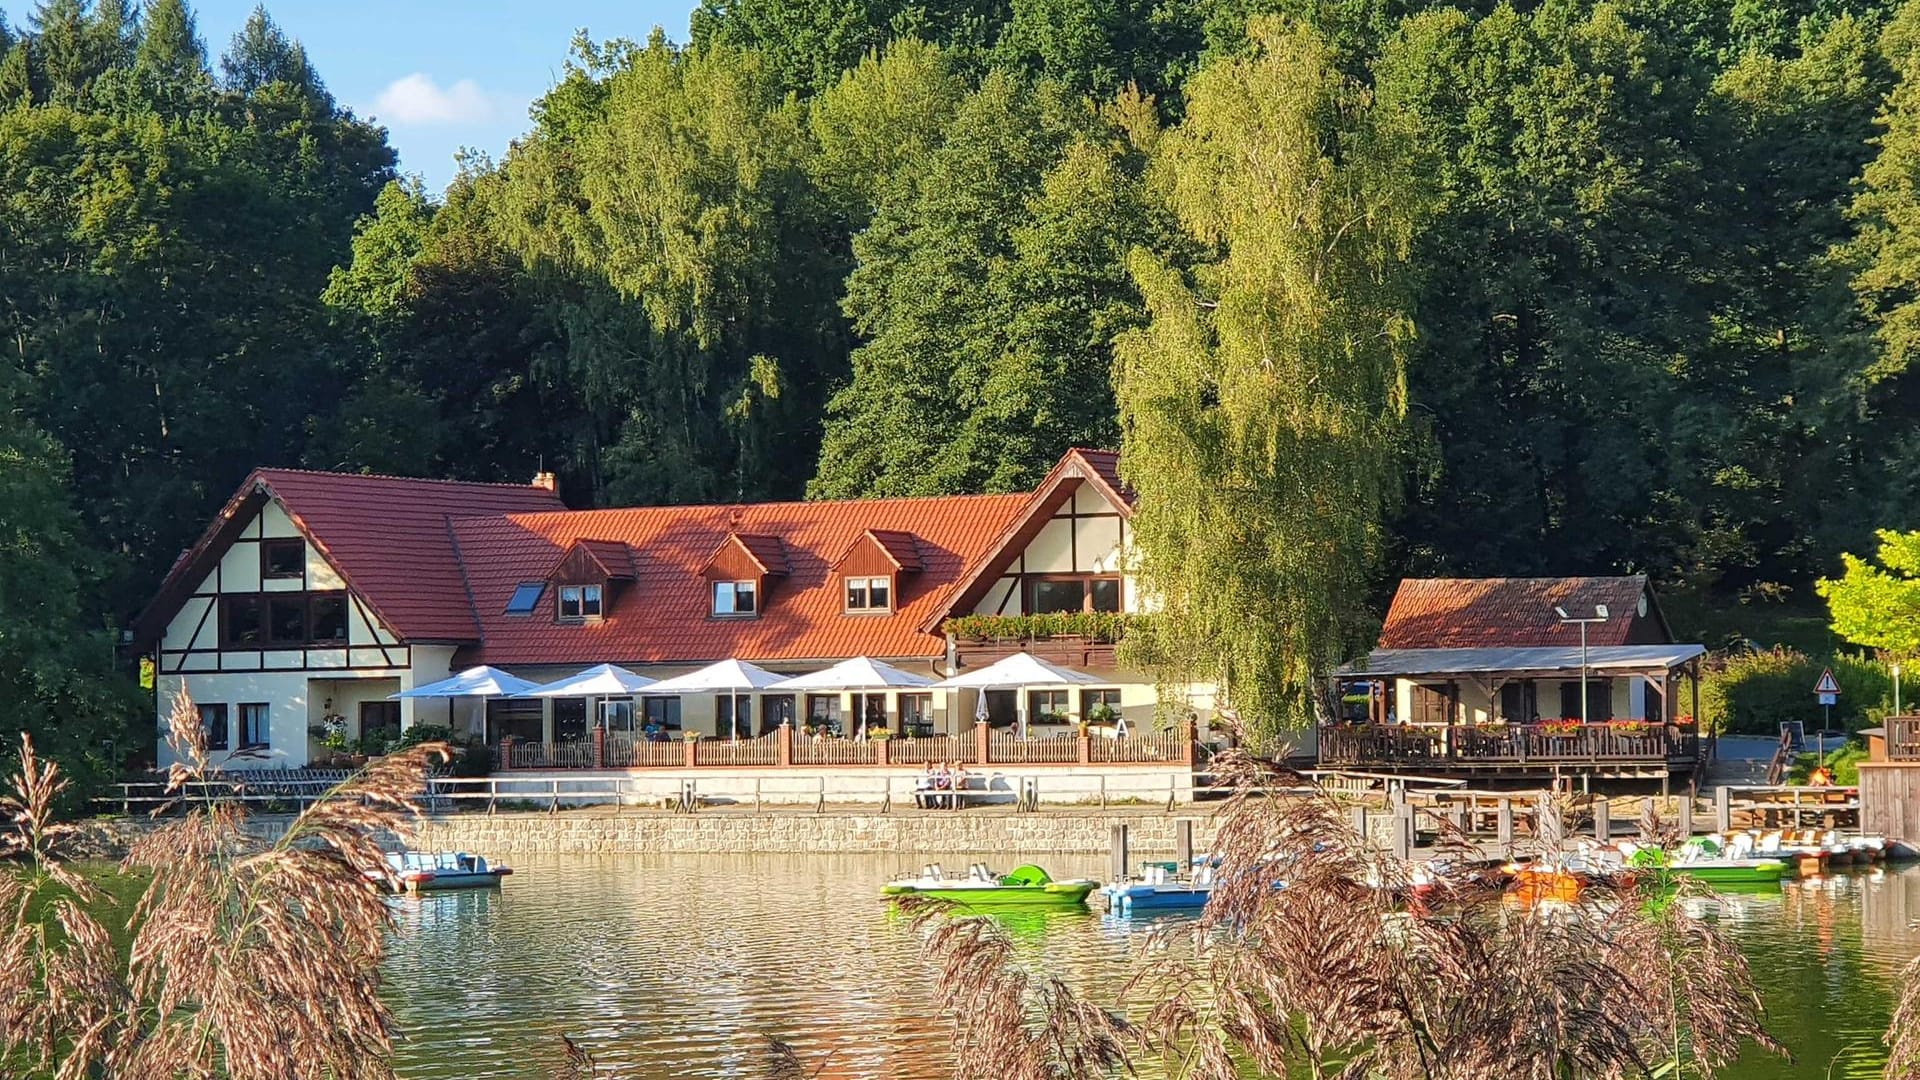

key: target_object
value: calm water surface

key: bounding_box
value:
[382,853,1920,1079]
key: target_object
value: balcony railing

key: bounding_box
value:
[1318,722,1699,769]
[496,721,1195,771]
[1888,717,1920,761]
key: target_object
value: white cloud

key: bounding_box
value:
[372,73,496,126]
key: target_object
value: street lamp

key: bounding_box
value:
[1555,604,1611,725]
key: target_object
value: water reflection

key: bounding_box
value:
[380,855,1920,1079]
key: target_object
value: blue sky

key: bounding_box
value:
[182,1,694,190]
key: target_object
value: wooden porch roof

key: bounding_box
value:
[1338,645,1706,680]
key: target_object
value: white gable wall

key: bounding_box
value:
[152,495,429,770]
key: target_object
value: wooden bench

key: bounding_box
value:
[915,775,996,809]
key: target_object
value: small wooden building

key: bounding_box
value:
[1325,576,1707,784]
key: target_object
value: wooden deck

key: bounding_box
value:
[1317,722,1701,778]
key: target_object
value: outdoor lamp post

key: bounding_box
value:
[1554,604,1611,725]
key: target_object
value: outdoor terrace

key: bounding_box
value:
[1317,720,1702,771]
[498,721,1195,772]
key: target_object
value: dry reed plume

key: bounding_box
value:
[1891,951,1920,1079]
[907,749,1785,1080]
[0,687,448,1079]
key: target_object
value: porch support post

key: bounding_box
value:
[1691,659,1701,726]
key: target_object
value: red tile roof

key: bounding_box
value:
[134,469,565,648]
[256,470,567,642]
[449,493,1030,665]
[569,539,637,580]
[864,529,925,571]
[1379,576,1668,649]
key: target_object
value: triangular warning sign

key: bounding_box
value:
[1814,668,1841,695]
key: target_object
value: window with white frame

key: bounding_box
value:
[557,583,604,621]
[843,575,891,612]
[713,579,757,616]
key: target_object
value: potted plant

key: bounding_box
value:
[1087,703,1120,728]
[1539,718,1583,738]
[308,714,353,765]
[868,727,892,740]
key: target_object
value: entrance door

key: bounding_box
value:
[984,689,1017,727]
[760,694,795,735]
[855,693,887,735]
[600,698,636,736]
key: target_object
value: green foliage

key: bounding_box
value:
[1113,16,1428,736]
[1817,528,1920,657]
[810,73,1165,497]
[0,375,140,801]
[941,611,1135,642]
[1788,741,1868,784]
[1699,648,1891,734]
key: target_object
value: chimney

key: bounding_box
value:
[531,471,558,493]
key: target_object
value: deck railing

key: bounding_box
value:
[494,721,1196,771]
[793,736,878,766]
[890,734,973,765]
[987,730,1080,764]
[1888,716,1920,761]
[1318,722,1698,768]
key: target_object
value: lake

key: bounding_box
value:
[380,853,1920,1079]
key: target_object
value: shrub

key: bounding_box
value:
[1786,741,1867,785]
[1699,648,1891,735]
[941,611,1136,643]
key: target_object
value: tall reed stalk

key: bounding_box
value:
[0,688,447,1079]
[904,749,1786,1080]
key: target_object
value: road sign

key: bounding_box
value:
[1819,692,1837,706]
[1814,668,1841,696]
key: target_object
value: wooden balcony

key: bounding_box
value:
[1318,721,1700,773]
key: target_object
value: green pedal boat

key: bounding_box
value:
[882,863,1097,908]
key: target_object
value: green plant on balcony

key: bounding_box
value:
[1087,702,1120,726]
[1539,718,1583,737]
[942,611,1136,643]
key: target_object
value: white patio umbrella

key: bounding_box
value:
[769,657,936,738]
[934,652,1103,738]
[392,665,543,737]
[518,663,659,736]
[643,659,786,740]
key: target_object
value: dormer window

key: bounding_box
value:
[844,575,891,612]
[558,584,603,621]
[713,579,757,616]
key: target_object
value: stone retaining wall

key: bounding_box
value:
[75,810,1219,857]
[406,811,1217,855]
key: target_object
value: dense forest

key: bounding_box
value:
[6,0,1920,748]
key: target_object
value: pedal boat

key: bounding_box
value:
[883,863,1096,908]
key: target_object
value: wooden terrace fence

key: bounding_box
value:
[1318,722,1699,768]
[1887,717,1920,761]
[497,721,1197,772]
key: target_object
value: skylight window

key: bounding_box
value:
[505,582,544,615]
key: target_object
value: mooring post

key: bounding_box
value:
[1715,786,1731,834]
[1679,791,1694,837]
[1640,797,1657,840]
[1497,798,1514,850]
[1393,799,1415,860]
[1175,819,1193,868]
[1594,796,1610,842]
[1110,824,1130,882]
[1350,804,1370,845]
